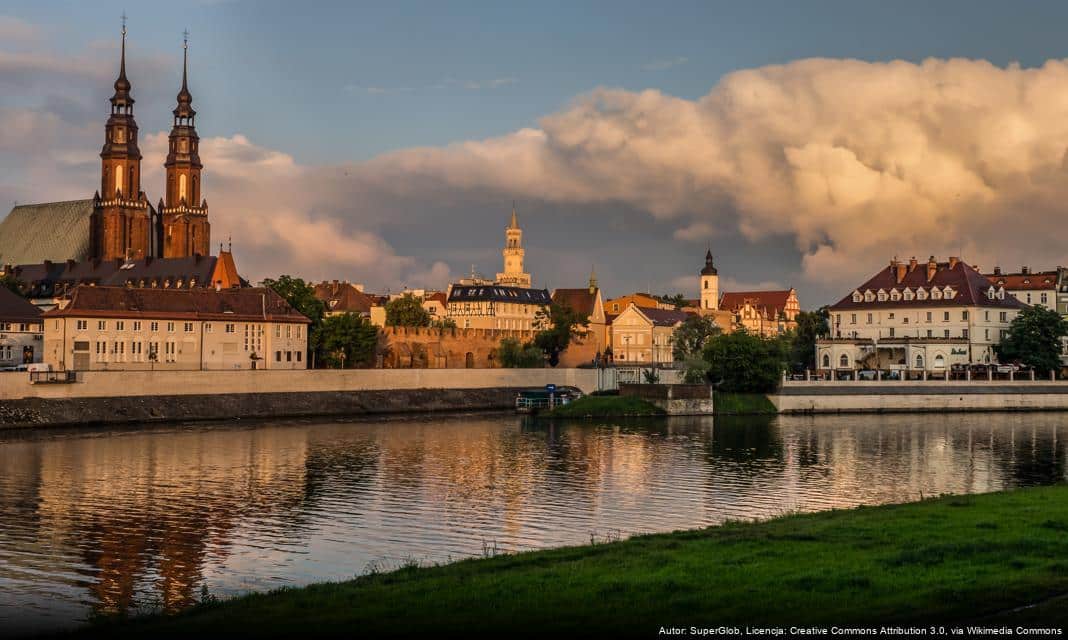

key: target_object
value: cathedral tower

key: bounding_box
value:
[700,249,719,311]
[160,34,210,258]
[496,204,531,287]
[91,21,152,261]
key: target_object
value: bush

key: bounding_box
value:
[701,330,788,393]
[497,337,543,368]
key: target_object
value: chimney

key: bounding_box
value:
[895,262,907,283]
[909,257,918,272]
[1021,266,1030,275]
[927,256,938,282]
[949,256,959,270]
[994,266,1002,276]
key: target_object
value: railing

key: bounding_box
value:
[29,370,78,384]
[515,396,552,411]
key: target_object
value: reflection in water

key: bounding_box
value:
[0,413,1064,635]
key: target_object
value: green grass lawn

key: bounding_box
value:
[77,486,1068,638]
[543,395,666,418]
[713,391,778,414]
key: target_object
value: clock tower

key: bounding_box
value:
[91,20,152,261]
[160,34,210,258]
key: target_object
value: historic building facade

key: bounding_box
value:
[43,286,309,371]
[0,25,213,266]
[817,257,1024,378]
[495,206,531,287]
[0,287,44,366]
[610,305,690,365]
[551,269,607,355]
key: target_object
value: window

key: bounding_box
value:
[889,327,895,337]
[205,323,212,333]
[1026,293,1032,304]
[888,313,895,320]
[97,320,107,331]
[926,312,932,322]
[1041,292,1049,305]
[999,312,1007,322]
[822,354,830,368]
[167,322,175,333]
[943,311,950,322]
[225,324,235,333]
[297,326,302,339]
[77,320,87,331]
[150,321,159,332]
[133,321,141,331]
[274,325,281,338]
[866,313,872,324]
[944,329,950,338]
[962,311,969,321]
[962,329,969,339]
[916,354,924,368]
[934,354,945,369]
[985,329,990,340]
[296,351,302,362]
[116,321,125,331]
[984,311,990,322]
[275,351,282,362]
[927,329,932,338]
[286,326,292,339]
[184,322,194,333]
[850,314,856,325]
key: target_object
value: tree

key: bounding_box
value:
[261,275,326,364]
[788,307,830,372]
[995,306,1068,376]
[533,302,589,367]
[701,330,789,393]
[385,294,431,327]
[497,337,544,368]
[0,273,24,296]
[319,313,379,368]
[656,293,688,310]
[672,315,722,362]
[429,317,457,329]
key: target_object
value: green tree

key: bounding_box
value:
[533,302,589,367]
[319,313,380,368]
[261,275,326,364]
[0,273,25,296]
[429,317,457,329]
[385,294,431,327]
[672,315,722,362]
[656,293,688,310]
[995,306,1068,376]
[788,307,830,372]
[701,330,789,393]
[497,337,544,368]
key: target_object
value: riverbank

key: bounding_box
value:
[543,395,666,418]
[77,485,1068,638]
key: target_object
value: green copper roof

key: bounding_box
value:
[0,199,95,266]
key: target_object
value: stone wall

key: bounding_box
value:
[772,381,1068,413]
[378,326,600,369]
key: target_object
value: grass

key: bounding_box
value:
[713,391,778,414]
[543,395,666,418]
[74,485,1068,638]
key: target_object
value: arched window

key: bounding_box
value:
[704,281,708,289]
[934,354,945,369]
[179,174,187,202]
[822,354,830,368]
[839,354,849,368]
[115,165,123,195]
[915,354,924,369]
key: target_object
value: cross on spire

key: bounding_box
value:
[121,11,127,35]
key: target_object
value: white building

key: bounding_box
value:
[43,286,310,371]
[817,257,1024,378]
[983,266,1057,309]
[0,287,43,367]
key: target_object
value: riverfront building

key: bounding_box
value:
[610,304,690,365]
[817,256,1024,378]
[0,287,44,367]
[43,286,310,371]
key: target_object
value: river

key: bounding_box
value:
[0,412,1065,635]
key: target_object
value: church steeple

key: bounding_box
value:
[93,15,150,261]
[161,31,209,258]
[496,203,532,287]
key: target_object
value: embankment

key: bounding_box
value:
[772,381,1068,413]
[74,485,1068,637]
[0,368,604,429]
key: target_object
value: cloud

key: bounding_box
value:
[462,77,517,90]
[640,56,688,71]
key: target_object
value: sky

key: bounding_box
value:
[5,1,1068,305]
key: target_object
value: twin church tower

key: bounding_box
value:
[93,24,209,261]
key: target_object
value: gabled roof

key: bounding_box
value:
[313,281,374,314]
[447,284,551,305]
[983,270,1058,291]
[831,259,1024,310]
[425,292,447,306]
[0,287,42,323]
[5,255,238,299]
[0,200,95,266]
[720,290,794,318]
[44,286,310,323]
[552,287,599,318]
[616,304,691,327]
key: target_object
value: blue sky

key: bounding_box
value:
[5,1,1068,303]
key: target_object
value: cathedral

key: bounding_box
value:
[0,24,211,266]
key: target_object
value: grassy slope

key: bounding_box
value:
[713,391,778,414]
[82,486,1068,638]
[544,395,666,418]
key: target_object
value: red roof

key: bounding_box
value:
[313,281,374,314]
[831,259,1025,311]
[982,270,1058,291]
[44,286,311,323]
[552,288,599,318]
[0,287,42,323]
[719,290,793,317]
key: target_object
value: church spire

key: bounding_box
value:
[110,15,133,110]
[589,265,598,293]
[509,201,519,229]
[173,30,196,122]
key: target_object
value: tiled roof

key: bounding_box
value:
[425,292,447,306]
[0,200,95,266]
[830,259,1025,311]
[5,255,232,299]
[983,271,1057,291]
[634,306,692,327]
[552,288,598,317]
[447,284,551,305]
[0,287,42,323]
[313,281,374,314]
[719,290,794,317]
[44,286,310,323]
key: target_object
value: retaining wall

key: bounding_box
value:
[772,382,1068,413]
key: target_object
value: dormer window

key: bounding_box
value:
[852,290,862,303]
[864,290,875,302]
[903,288,914,301]
[931,288,942,300]
[987,287,996,300]
[943,286,955,300]
[997,287,1006,300]
[877,289,888,302]
[917,288,928,300]
[890,289,901,301]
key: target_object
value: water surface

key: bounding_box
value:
[0,412,1065,635]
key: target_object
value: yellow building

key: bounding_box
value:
[610,303,691,365]
[495,205,531,287]
[43,286,310,370]
[719,289,800,337]
[605,293,671,315]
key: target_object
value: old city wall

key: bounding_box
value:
[379,326,600,369]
